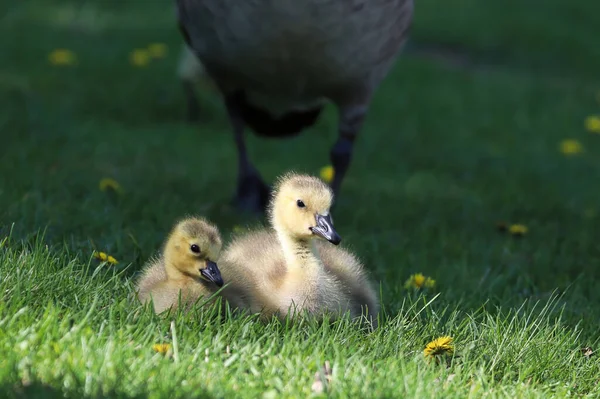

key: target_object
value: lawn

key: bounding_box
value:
[2,0,600,397]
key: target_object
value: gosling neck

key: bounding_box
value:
[163,248,192,281]
[165,261,185,280]
[275,226,322,273]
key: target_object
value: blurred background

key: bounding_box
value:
[2,0,600,318]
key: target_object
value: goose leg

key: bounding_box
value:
[177,44,205,123]
[182,80,201,123]
[330,104,367,198]
[224,93,271,213]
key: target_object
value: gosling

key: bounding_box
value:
[136,217,224,314]
[220,172,379,326]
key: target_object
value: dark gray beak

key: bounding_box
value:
[310,213,341,245]
[200,260,224,287]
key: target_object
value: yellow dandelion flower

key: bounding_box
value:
[48,49,77,66]
[152,343,171,354]
[130,49,150,67]
[107,256,118,265]
[585,115,600,134]
[93,251,108,261]
[319,165,335,184]
[99,177,121,193]
[413,274,425,287]
[404,273,436,290]
[424,336,454,358]
[508,224,528,236]
[147,43,168,59]
[93,251,118,265]
[559,139,583,156]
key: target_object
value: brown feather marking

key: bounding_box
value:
[266,260,287,288]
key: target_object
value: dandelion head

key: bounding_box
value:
[404,273,436,290]
[93,251,108,261]
[94,251,118,265]
[147,43,168,59]
[585,115,600,134]
[319,165,335,184]
[48,49,77,66]
[130,49,150,67]
[424,336,454,358]
[152,343,171,354]
[413,273,425,287]
[99,178,121,193]
[559,139,583,156]
[508,224,528,236]
[424,277,436,289]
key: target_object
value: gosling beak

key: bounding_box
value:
[310,213,342,245]
[200,260,224,287]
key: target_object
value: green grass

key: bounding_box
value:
[2,0,600,397]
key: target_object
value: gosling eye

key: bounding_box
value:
[296,199,306,208]
[190,244,201,254]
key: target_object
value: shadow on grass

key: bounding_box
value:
[2,381,215,399]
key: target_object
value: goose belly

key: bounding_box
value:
[178,0,413,98]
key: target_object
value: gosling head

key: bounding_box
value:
[163,217,224,287]
[269,172,341,245]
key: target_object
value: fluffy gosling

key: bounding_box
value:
[136,217,224,313]
[219,172,379,326]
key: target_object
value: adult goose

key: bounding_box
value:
[176,0,414,213]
